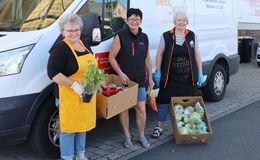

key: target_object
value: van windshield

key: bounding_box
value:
[0,0,74,32]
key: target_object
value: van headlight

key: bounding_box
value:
[0,44,34,76]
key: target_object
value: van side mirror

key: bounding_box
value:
[81,14,101,46]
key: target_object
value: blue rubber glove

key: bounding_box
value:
[197,70,203,87]
[153,70,161,87]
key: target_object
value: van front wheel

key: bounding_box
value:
[28,96,60,158]
[202,64,227,101]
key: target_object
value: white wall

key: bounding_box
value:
[237,0,260,23]
[237,0,260,30]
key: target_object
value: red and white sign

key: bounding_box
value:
[95,52,112,73]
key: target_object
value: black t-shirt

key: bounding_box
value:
[47,40,92,98]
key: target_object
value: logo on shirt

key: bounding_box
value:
[139,42,145,46]
[190,40,195,48]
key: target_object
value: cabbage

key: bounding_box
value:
[195,119,205,126]
[185,122,198,134]
[174,102,209,134]
[178,126,189,134]
[175,112,183,121]
[183,115,191,123]
[190,112,201,121]
[196,119,208,133]
[185,123,191,128]
[194,101,205,118]
[177,121,185,127]
[197,127,207,134]
[184,106,194,115]
[174,104,183,114]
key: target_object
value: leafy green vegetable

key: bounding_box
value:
[174,101,208,135]
[178,126,189,134]
[83,64,108,94]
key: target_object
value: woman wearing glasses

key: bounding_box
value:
[109,8,154,148]
[47,13,96,160]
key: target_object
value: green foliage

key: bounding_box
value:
[83,64,108,94]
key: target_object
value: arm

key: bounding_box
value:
[194,34,202,71]
[47,44,84,96]
[195,48,202,71]
[145,49,154,88]
[153,47,165,87]
[155,47,165,70]
[52,73,74,87]
[47,45,78,87]
[108,35,129,84]
[195,47,204,86]
[52,73,84,96]
[156,34,166,70]
[153,34,166,87]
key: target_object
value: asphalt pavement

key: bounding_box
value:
[130,100,260,160]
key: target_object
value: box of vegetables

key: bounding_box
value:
[169,96,212,144]
[96,74,138,119]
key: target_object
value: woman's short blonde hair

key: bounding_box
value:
[58,13,83,31]
[173,12,189,24]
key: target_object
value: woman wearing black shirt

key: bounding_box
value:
[109,8,154,148]
[47,14,96,160]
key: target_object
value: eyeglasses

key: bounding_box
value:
[127,18,141,22]
[63,29,81,33]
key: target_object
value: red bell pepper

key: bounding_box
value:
[108,87,117,90]
[101,84,108,91]
[116,88,123,92]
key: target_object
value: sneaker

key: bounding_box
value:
[76,156,88,160]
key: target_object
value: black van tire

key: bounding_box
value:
[257,62,260,67]
[202,64,227,101]
[28,96,60,158]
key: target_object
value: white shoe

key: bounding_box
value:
[76,156,88,160]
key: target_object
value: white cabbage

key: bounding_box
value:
[184,106,194,115]
[178,126,189,134]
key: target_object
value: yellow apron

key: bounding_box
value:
[58,39,97,133]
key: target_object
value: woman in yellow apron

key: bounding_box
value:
[47,14,97,160]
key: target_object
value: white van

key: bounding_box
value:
[0,0,239,158]
[256,42,260,66]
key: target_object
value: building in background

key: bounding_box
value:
[238,0,260,56]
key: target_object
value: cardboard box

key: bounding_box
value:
[96,74,138,119]
[169,96,212,144]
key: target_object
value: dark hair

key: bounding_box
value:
[127,8,142,20]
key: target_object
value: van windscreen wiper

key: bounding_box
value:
[0,27,20,31]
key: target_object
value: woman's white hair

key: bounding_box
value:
[58,13,83,31]
[173,12,189,24]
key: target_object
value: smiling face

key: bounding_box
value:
[126,14,142,32]
[62,22,81,44]
[174,13,188,31]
